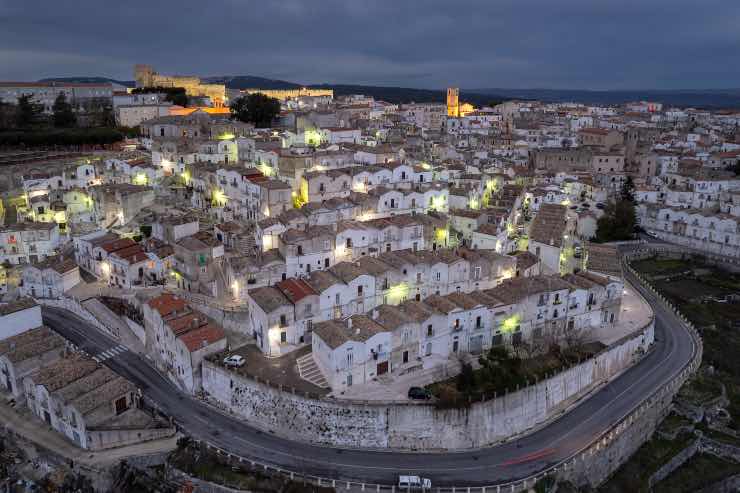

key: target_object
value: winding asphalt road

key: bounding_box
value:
[41,267,696,487]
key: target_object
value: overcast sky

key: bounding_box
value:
[2,0,739,90]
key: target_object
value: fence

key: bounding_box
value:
[175,246,703,492]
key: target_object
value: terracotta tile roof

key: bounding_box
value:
[179,323,226,352]
[101,238,138,254]
[276,278,317,303]
[147,293,188,317]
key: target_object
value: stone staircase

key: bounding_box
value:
[296,353,330,389]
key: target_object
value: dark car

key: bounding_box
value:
[408,387,432,400]
[595,202,606,209]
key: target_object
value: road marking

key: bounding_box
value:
[94,344,127,362]
[43,296,696,478]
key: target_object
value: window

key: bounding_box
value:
[476,316,482,328]
[427,324,433,337]
[335,293,340,305]
[280,314,287,327]
[474,266,481,280]
[357,285,363,297]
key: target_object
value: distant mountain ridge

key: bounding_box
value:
[39,76,134,87]
[202,75,301,90]
[466,88,740,109]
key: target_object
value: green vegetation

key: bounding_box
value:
[594,178,637,243]
[429,343,602,408]
[52,93,76,128]
[599,432,695,493]
[653,454,740,493]
[0,127,127,146]
[658,412,693,435]
[132,86,189,107]
[170,437,332,492]
[631,257,693,277]
[677,374,724,407]
[230,93,281,128]
[14,94,44,128]
[599,256,740,492]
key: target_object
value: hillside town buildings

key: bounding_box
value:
[2,70,739,417]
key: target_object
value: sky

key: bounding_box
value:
[1,0,740,90]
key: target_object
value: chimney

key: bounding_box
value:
[372,309,379,320]
[347,317,353,329]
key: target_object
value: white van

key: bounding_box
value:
[398,475,432,490]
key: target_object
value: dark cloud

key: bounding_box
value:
[1,0,739,89]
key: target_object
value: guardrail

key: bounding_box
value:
[167,247,703,492]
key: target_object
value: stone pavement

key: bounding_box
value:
[0,398,178,468]
[586,282,653,346]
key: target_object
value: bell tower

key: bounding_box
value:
[447,87,460,117]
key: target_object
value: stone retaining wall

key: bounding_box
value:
[202,320,654,451]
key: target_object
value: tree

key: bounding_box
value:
[82,97,115,127]
[620,175,636,202]
[594,199,637,243]
[15,94,43,128]
[0,99,15,130]
[230,93,280,128]
[131,86,188,107]
[52,93,77,128]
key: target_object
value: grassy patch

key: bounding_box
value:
[653,453,740,493]
[618,256,740,488]
[677,374,724,406]
[632,258,694,276]
[599,432,695,493]
[658,413,693,435]
[169,439,333,492]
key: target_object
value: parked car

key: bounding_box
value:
[399,475,432,490]
[223,355,245,368]
[408,387,432,400]
[595,202,606,209]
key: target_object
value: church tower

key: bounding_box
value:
[447,87,460,117]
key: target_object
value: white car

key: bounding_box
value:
[223,355,245,368]
[398,475,432,490]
